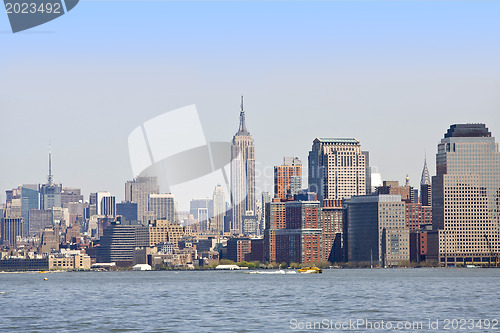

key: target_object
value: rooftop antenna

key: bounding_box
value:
[237,95,249,135]
[48,143,53,185]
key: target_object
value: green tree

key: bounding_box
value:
[267,262,279,269]
[218,259,236,265]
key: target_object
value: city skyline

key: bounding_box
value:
[1,95,497,208]
[2,2,500,331]
[2,123,499,268]
[1,118,499,210]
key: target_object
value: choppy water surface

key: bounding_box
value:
[0,268,499,332]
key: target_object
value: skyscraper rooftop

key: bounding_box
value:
[315,138,359,144]
[444,124,491,138]
[235,96,250,136]
[420,158,431,186]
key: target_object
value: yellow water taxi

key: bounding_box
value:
[298,267,322,274]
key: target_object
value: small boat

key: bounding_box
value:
[298,267,322,274]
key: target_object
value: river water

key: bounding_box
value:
[1,268,499,332]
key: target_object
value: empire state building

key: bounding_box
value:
[230,97,256,234]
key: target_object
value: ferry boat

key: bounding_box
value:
[298,267,322,274]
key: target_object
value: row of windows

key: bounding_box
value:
[444,222,494,227]
[379,223,405,227]
[443,228,496,231]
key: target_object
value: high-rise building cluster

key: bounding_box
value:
[1,100,499,270]
[265,124,500,267]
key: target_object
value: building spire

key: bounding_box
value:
[48,144,53,185]
[420,157,431,186]
[236,95,250,135]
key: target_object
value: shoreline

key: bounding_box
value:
[2,266,497,274]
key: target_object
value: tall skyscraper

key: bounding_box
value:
[149,193,175,223]
[431,124,500,266]
[125,176,159,224]
[274,157,302,199]
[420,158,432,207]
[230,97,256,234]
[39,146,62,210]
[308,138,366,203]
[212,185,226,233]
[96,192,116,217]
[20,185,39,237]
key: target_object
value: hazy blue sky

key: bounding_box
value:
[1,1,499,208]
